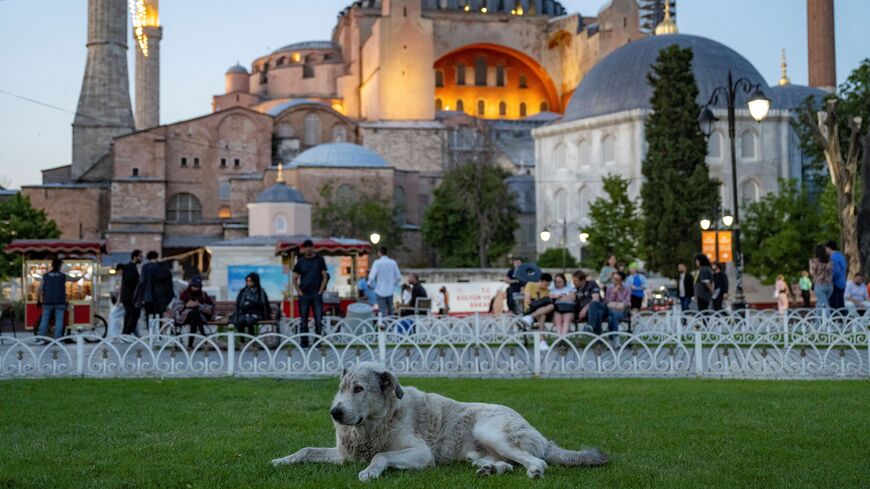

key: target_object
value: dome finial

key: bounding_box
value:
[779,48,791,86]
[655,1,678,35]
[276,162,284,183]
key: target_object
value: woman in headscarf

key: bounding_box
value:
[232,272,271,337]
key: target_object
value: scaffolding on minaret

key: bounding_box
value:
[639,0,676,35]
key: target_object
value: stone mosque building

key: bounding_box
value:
[22,0,836,267]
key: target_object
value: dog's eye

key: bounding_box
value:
[353,385,364,394]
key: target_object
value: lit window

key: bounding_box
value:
[499,101,507,116]
[166,193,202,223]
[477,100,485,116]
[218,205,232,219]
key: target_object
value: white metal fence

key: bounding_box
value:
[1,309,867,379]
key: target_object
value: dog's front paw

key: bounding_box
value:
[358,468,380,482]
[526,463,545,479]
[271,457,289,466]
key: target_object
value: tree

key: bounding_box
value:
[742,180,826,284]
[537,247,579,269]
[0,194,61,279]
[581,173,642,269]
[312,182,403,250]
[640,45,720,279]
[423,160,518,267]
[795,59,869,277]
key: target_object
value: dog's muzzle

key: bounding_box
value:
[330,406,344,422]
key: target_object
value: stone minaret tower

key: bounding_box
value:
[133,0,162,129]
[72,0,135,180]
[807,0,836,92]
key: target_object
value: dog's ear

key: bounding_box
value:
[341,367,348,379]
[379,370,404,399]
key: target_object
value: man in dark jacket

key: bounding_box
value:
[677,262,694,311]
[120,249,142,336]
[400,273,428,317]
[37,258,68,341]
[711,262,729,311]
[137,251,175,322]
[293,239,328,347]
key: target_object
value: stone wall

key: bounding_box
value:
[360,125,446,173]
[21,185,109,241]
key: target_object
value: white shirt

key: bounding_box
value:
[368,255,402,298]
[550,284,576,301]
[679,272,686,297]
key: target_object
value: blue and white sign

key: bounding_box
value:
[228,265,287,301]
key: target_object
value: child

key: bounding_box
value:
[798,270,812,308]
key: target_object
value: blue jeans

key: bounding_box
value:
[814,284,832,312]
[607,308,627,334]
[298,294,323,345]
[679,297,692,311]
[376,295,394,318]
[38,304,66,339]
[581,301,607,335]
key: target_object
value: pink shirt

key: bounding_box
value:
[605,284,630,307]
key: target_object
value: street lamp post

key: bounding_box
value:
[698,70,770,309]
[540,218,585,274]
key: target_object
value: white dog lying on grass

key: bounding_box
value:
[271,362,608,481]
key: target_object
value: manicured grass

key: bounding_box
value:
[1,377,867,489]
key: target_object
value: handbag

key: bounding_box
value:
[529,297,553,311]
[554,302,576,313]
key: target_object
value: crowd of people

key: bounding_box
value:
[803,240,869,314]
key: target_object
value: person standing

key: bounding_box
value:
[293,239,329,345]
[504,257,526,315]
[137,251,175,324]
[435,286,449,315]
[400,273,428,316]
[625,263,647,311]
[798,271,813,308]
[693,254,714,312]
[36,258,68,342]
[368,246,402,318]
[711,262,729,311]
[120,249,142,336]
[604,271,630,343]
[598,255,619,291]
[810,244,834,314]
[774,275,789,313]
[174,276,214,350]
[676,262,694,311]
[233,272,271,339]
[825,240,847,309]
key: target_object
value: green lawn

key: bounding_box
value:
[1,377,867,489]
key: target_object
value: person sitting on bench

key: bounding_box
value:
[572,270,606,334]
[174,276,214,349]
[519,273,553,328]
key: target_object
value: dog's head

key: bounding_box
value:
[330,362,404,426]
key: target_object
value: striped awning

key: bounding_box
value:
[4,239,105,256]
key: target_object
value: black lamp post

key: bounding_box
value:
[698,70,771,309]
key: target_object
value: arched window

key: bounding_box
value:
[740,130,757,160]
[332,124,348,143]
[577,186,588,221]
[303,54,315,78]
[576,139,589,167]
[166,193,202,223]
[475,57,487,86]
[394,186,407,225]
[477,100,485,116]
[335,184,357,204]
[435,69,444,87]
[435,98,443,111]
[456,99,464,112]
[519,73,528,89]
[602,135,615,164]
[554,142,567,170]
[273,214,288,234]
[741,179,760,206]
[304,113,321,146]
[499,101,507,116]
[553,188,568,221]
[456,64,466,85]
[519,102,527,117]
[708,131,723,159]
[540,101,549,112]
[496,65,505,87]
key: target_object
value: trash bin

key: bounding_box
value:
[345,302,375,336]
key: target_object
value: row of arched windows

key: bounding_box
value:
[437,66,527,89]
[551,135,616,170]
[435,98,548,117]
[707,130,758,160]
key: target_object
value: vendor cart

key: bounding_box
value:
[275,237,371,318]
[4,239,107,336]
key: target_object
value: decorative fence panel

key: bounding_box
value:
[1,310,867,379]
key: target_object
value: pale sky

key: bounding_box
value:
[0,0,867,188]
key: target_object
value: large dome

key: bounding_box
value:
[563,34,774,123]
[290,143,390,169]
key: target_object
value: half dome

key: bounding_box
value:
[563,34,774,123]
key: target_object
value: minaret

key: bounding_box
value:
[133,0,162,129]
[807,0,836,92]
[778,49,791,86]
[72,0,135,180]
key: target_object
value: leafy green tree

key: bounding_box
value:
[742,180,826,284]
[423,160,518,267]
[312,182,403,250]
[640,45,720,279]
[537,247,579,269]
[0,194,61,279]
[581,174,642,269]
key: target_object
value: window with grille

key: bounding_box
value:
[304,113,321,146]
[332,124,347,143]
[435,70,444,87]
[435,98,443,111]
[456,99,464,112]
[519,102,527,117]
[456,64,466,85]
[740,130,757,160]
[477,100,485,116]
[708,131,723,159]
[475,57,487,86]
[219,181,230,201]
[519,73,528,89]
[496,66,505,87]
[499,101,507,116]
[394,186,407,225]
[166,193,202,223]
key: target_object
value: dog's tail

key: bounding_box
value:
[545,441,608,466]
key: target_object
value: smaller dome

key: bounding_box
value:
[769,84,827,110]
[226,64,248,75]
[291,143,389,169]
[255,182,307,204]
